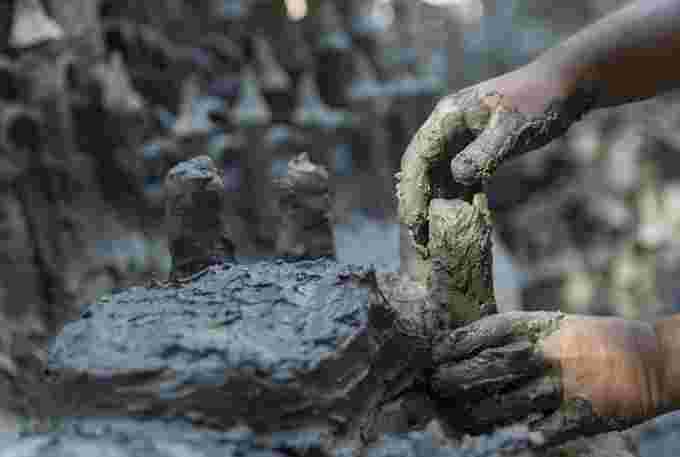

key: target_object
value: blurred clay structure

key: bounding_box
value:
[272,152,334,258]
[164,155,234,277]
[164,151,332,277]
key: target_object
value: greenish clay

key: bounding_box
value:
[441,289,486,325]
[207,319,227,330]
[472,192,492,223]
[15,415,30,435]
[479,155,501,181]
[16,415,64,435]
[397,106,467,232]
[46,416,64,433]
[511,314,565,347]
[555,448,582,457]
[411,250,433,285]
[463,105,492,133]
[542,365,563,384]
[558,396,591,419]
[426,194,494,324]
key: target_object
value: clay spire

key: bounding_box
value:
[174,73,200,136]
[253,36,291,93]
[93,52,145,114]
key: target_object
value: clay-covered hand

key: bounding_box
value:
[397,65,597,248]
[431,311,668,446]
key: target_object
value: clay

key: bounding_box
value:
[46,259,432,454]
[0,415,550,457]
[396,88,497,327]
[426,195,495,326]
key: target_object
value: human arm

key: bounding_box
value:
[398,0,680,223]
[534,0,680,111]
[398,0,680,444]
[448,0,680,186]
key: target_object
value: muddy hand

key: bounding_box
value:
[396,85,499,324]
[397,66,595,251]
[431,311,667,446]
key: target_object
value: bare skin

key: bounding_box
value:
[431,312,671,444]
[397,0,680,446]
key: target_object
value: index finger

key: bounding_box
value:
[433,311,565,364]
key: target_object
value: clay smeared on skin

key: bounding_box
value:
[539,316,665,421]
[396,88,498,326]
[511,313,564,347]
[397,84,599,327]
[398,76,672,439]
[451,85,600,187]
[396,88,486,248]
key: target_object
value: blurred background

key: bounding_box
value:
[6,0,680,339]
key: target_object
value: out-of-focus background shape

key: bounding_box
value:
[4,0,680,368]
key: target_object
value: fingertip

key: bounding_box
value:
[450,148,482,186]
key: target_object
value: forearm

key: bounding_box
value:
[531,0,680,110]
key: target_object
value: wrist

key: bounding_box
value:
[480,57,598,123]
[542,316,666,420]
[654,315,680,412]
[526,51,602,116]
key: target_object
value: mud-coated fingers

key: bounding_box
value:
[528,397,636,446]
[431,340,545,401]
[449,90,581,187]
[450,104,528,186]
[433,311,564,364]
[396,89,482,248]
[461,375,563,432]
[449,388,623,447]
